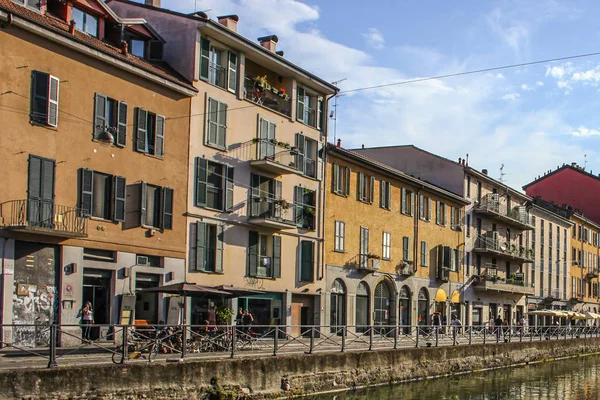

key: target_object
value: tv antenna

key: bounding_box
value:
[194,1,212,13]
[330,78,347,143]
[499,164,506,183]
[584,154,588,170]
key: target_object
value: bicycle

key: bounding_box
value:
[111,331,160,364]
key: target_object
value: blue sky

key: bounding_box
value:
[161,0,600,191]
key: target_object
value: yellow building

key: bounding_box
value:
[324,143,469,330]
[569,213,600,313]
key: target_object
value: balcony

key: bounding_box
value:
[248,197,297,230]
[472,265,533,295]
[344,254,381,272]
[543,288,561,301]
[473,194,534,230]
[244,76,291,117]
[473,234,534,263]
[586,268,599,279]
[0,199,88,238]
[208,62,227,90]
[249,139,301,176]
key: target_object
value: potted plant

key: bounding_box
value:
[304,205,316,216]
[251,137,260,144]
[274,199,291,210]
[367,253,381,260]
[288,161,296,168]
[254,75,269,89]
[215,306,234,325]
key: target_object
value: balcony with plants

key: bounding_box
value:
[248,138,301,175]
[474,193,534,230]
[472,263,533,295]
[344,253,381,272]
[243,59,292,117]
[473,232,534,263]
[248,196,297,230]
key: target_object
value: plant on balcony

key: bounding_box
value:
[519,246,525,254]
[251,137,260,144]
[274,199,291,210]
[367,253,380,260]
[254,75,270,89]
[288,161,296,168]
[277,141,291,149]
[304,205,316,216]
[528,248,535,258]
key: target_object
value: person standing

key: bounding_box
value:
[451,315,462,345]
[494,314,503,341]
[82,301,94,342]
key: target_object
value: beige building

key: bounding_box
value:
[110,0,338,331]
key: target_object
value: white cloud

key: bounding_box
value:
[501,93,520,100]
[487,8,530,57]
[362,28,385,50]
[571,126,600,137]
[536,81,544,86]
[520,84,532,91]
[496,73,505,79]
[546,65,567,79]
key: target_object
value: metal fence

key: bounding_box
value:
[1,323,599,369]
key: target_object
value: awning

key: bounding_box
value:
[435,288,447,303]
[451,290,461,304]
[584,311,600,319]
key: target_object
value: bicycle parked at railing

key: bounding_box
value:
[111,328,164,364]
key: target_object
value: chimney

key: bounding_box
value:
[337,139,341,148]
[217,15,239,32]
[276,51,285,57]
[69,20,76,35]
[362,144,365,149]
[121,40,129,55]
[145,0,161,7]
[482,169,488,175]
[258,35,278,52]
[572,162,577,167]
[458,157,462,164]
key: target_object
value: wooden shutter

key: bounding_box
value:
[345,167,351,196]
[450,248,456,271]
[300,240,314,281]
[380,180,385,208]
[248,231,259,276]
[295,133,305,173]
[317,142,324,181]
[273,235,281,278]
[30,71,49,124]
[79,168,94,217]
[296,86,305,122]
[94,93,107,139]
[427,198,432,221]
[419,194,424,218]
[195,157,208,207]
[401,188,406,213]
[161,187,173,230]
[224,165,234,212]
[410,192,415,216]
[113,176,126,222]
[369,176,375,204]
[442,203,446,225]
[27,156,42,202]
[436,201,440,224]
[217,102,227,148]
[294,186,304,226]
[116,102,128,147]
[207,98,218,145]
[196,222,207,271]
[227,51,237,93]
[317,96,324,131]
[332,163,339,193]
[155,115,165,157]
[215,225,224,273]
[451,207,456,227]
[135,108,148,152]
[140,181,147,226]
[47,75,59,127]
[358,172,364,201]
[199,37,210,80]
[443,246,451,268]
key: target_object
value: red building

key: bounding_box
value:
[523,163,600,225]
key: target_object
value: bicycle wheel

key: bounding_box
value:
[148,343,159,362]
[112,346,124,364]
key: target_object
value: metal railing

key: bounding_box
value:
[252,138,298,169]
[476,234,534,261]
[475,194,532,227]
[0,199,87,237]
[248,196,295,223]
[208,62,227,90]
[2,323,600,369]
[244,77,291,116]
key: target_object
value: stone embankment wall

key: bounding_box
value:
[3,338,600,399]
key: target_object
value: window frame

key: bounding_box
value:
[296,85,324,130]
[206,97,228,150]
[402,236,411,262]
[79,168,126,222]
[382,232,391,260]
[420,241,428,267]
[380,180,392,210]
[30,71,60,128]
[135,108,165,157]
[71,6,99,37]
[334,220,345,252]
[332,164,351,196]
[93,93,127,147]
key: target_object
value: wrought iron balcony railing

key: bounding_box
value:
[474,194,533,229]
[244,77,291,116]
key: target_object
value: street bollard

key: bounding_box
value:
[47,324,57,368]
[341,326,346,352]
[122,325,129,365]
[273,326,278,356]
[231,326,237,359]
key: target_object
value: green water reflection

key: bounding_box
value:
[312,355,600,399]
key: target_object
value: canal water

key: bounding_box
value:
[312,355,600,399]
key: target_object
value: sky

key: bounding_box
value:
[158,0,600,192]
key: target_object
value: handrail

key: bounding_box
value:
[0,199,88,236]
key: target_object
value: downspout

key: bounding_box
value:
[320,92,337,282]
[0,238,8,348]
[413,187,422,273]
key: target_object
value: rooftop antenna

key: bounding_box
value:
[584,154,588,170]
[499,163,506,183]
[194,1,212,14]
[330,78,347,143]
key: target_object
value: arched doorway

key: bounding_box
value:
[330,279,346,331]
[374,280,392,327]
[355,281,370,332]
[399,286,411,333]
[418,288,429,326]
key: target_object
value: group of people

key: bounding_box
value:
[236,308,254,326]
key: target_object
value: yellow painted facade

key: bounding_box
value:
[570,214,600,309]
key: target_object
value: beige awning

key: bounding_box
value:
[435,288,447,303]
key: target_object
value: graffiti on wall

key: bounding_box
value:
[243,276,265,289]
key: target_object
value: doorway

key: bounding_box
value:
[398,285,411,334]
[355,281,369,333]
[135,273,160,323]
[330,279,346,332]
[83,269,112,340]
[374,281,391,328]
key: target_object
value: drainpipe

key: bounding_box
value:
[0,238,8,348]
[320,92,337,281]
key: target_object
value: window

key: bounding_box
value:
[466,252,471,275]
[450,249,459,272]
[72,8,98,37]
[294,133,321,179]
[436,201,447,225]
[332,164,351,196]
[30,71,59,127]
[136,254,162,267]
[195,158,234,211]
[247,231,281,278]
[380,181,392,210]
[27,155,55,227]
[476,181,482,203]
[382,232,391,260]
[79,169,126,222]
[418,195,431,221]
[293,186,316,230]
[130,39,145,58]
[401,188,415,216]
[207,99,227,149]
[94,94,127,147]
[194,222,223,273]
[360,227,369,267]
[466,176,471,197]
[296,86,324,130]
[299,240,315,281]
[402,236,411,261]
[14,0,41,11]
[450,207,461,230]
[125,182,173,230]
[134,108,165,157]
[357,173,374,203]
[334,221,345,252]
[466,214,471,237]
[83,248,116,262]
[199,37,237,92]
[420,241,428,266]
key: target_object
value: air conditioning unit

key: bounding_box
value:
[136,255,149,266]
[370,259,380,270]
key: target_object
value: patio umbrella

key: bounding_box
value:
[212,285,266,298]
[528,310,554,316]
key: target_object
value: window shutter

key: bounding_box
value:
[387,182,392,209]
[224,165,234,212]
[294,133,305,173]
[79,168,94,217]
[135,108,148,152]
[116,102,128,147]
[317,96,324,131]
[317,142,324,181]
[199,37,210,80]
[30,71,49,124]
[300,240,314,281]
[427,198,432,221]
[296,86,305,122]
[227,51,237,93]
[217,102,227,148]
[410,191,415,216]
[250,173,260,216]
[47,75,59,127]
[345,167,351,196]
[358,172,364,201]
[451,207,456,227]
[436,201,440,224]
[424,242,429,266]
[294,186,304,226]
[403,236,408,261]
[140,181,147,226]
[443,246,451,268]
[27,156,42,202]
[419,194,424,218]
[215,225,224,273]
[155,115,165,157]
[161,187,173,230]
[273,235,281,278]
[94,93,107,139]
[380,180,384,208]
[248,231,259,276]
[195,157,208,207]
[442,204,446,225]
[369,176,375,204]
[196,221,207,271]
[401,188,406,213]
[332,163,339,193]
[274,179,283,218]
[450,248,456,271]
[113,176,126,222]
[207,98,218,146]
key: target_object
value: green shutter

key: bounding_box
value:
[387,182,392,209]
[248,231,259,276]
[358,172,364,201]
[161,187,173,230]
[140,181,147,226]
[274,179,282,218]
[215,225,224,273]
[195,157,208,207]
[295,133,305,173]
[443,246,451,268]
[296,86,305,122]
[207,98,218,145]
[113,176,126,222]
[369,176,375,204]
[217,102,227,148]
[250,173,260,216]
[410,192,415,216]
[345,167,351,196]
[196,222,207,271]
[27,156,42,202]
[80,168,94,217]
[300,240,314,281]
[273,235,281,278]
[116,101,127,147]
[135,108,147,152]
[224,165,234,212]
[401,188,406,213]
[155,115,165,157]
[94,93,107,139]
[427,198,432,221]
[294,186,304,226]
[199,37,210,80]
[227,51,237,93]
[332,163,339,193]
[380,180,384,208]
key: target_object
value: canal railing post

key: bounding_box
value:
[369,325,374,351]
[341,326,346,352]
[483,327,486,345]
[47,323,57,368]
[508,326,512,343]
[122,325,129,365]
[415,326,419,348]
[520,326,523,342]
[468,326,472,345]
[496,327,500,344]
[393,326,398,349]
[272,326,278,356]
[435,327,439,347]
[231,326,237,358]
[181,325,187,360]
[309,326,315,354]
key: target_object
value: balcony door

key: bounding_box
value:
[27,155,55,228]
[250,174,281,218]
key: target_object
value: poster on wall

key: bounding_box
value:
[120,295,136,325]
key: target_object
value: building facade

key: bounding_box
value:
[569,213,600,314]
[0,0,194,345]
[324,143,469,331]
[110,0,338,332]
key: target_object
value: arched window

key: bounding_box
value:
[356,282,370,332]
[399,286,411,333]
[374,280,392,326]
[417,288,429,326]
[330,279,346,330]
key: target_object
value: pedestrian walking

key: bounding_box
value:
[451,315,462,344]
[82,301,94,342]
[494,315,503,341]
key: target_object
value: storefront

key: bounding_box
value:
[374,280,392,327]
[238,292,283,332]
[417,287,429,326]
[82,268,112,340]
[134,273,160,324]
